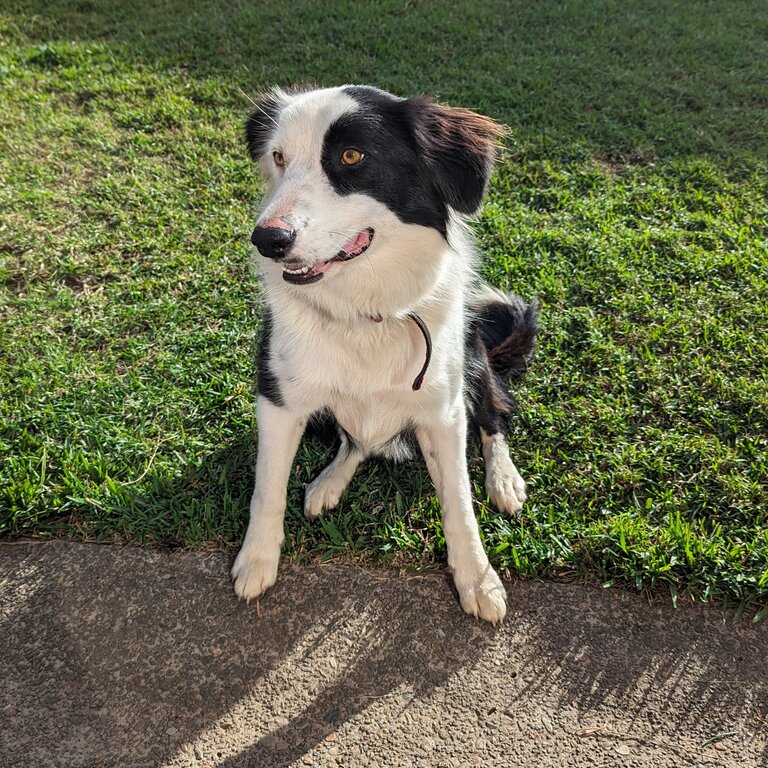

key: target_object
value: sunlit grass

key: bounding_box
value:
[1,1,766,610]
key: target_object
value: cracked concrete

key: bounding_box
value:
[1,540,766,767]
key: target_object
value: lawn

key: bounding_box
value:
[1,0,766,613]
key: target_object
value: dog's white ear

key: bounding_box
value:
[411,99,506,215]
[245,89,288,161]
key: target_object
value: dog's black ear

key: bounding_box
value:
[245,90,285,161]
[411,99,506,215]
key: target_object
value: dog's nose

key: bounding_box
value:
[251,225,296,260]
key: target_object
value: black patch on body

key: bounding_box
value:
[466,294,539,437]
[257,309,283,406]
[304,409,349,448]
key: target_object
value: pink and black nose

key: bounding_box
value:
[251,223,296,260]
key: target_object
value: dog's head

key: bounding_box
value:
[245,85,504,309]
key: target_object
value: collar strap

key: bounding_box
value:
[407,312,432,391]
[369,312,432,390]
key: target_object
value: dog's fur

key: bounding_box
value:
[232,85,538,623]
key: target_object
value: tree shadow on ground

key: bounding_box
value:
[0,542,496,767]
[1,542,766,767]
[12,0,768,162]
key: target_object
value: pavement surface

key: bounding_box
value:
[1,540,766,768]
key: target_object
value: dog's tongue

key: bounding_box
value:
[281,229,373,282]
[316,229,373,272]
[341,229,372,256]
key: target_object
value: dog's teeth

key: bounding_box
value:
[283,265,310,275]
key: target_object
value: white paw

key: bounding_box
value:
[231,545,280,602]
[486,459,527,516]
[303,474,344,521]
[453,563,507,625]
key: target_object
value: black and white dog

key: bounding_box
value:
[232,85,538,624]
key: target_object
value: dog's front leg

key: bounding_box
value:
[416,406,507,624]
[232,396,307,603]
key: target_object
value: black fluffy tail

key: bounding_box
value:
[466,286,538,437]
[471,287,539,380]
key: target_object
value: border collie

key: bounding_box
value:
[232,85,538,624]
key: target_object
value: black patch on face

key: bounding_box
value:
[322,87,449,235]
[257,309,284,406]
[319,86,502,237]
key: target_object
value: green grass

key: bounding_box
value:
[1,0,767,612]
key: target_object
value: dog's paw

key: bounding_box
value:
[231,546,280,603]
[303,474,344,521]
[485,458,527,516]
[454,564,507,625]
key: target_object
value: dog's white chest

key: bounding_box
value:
[272,315,432,448]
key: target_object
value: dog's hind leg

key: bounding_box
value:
[304,433,365,521]
[481,427,527,515]
[467,287,538,516]
[467,344,528,515]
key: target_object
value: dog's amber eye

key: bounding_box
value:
[341,148,364,166]
[272,150,285,167]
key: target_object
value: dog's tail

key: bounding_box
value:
[469,284,539,380]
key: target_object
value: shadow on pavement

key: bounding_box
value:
[0,542,494,767]
[1,541,766,767]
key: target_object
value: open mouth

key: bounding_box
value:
[282,228,374,285]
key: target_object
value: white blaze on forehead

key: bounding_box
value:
[257,87,362,227]
[274,87,360,162]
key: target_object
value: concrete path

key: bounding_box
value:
[1,540,765,767]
